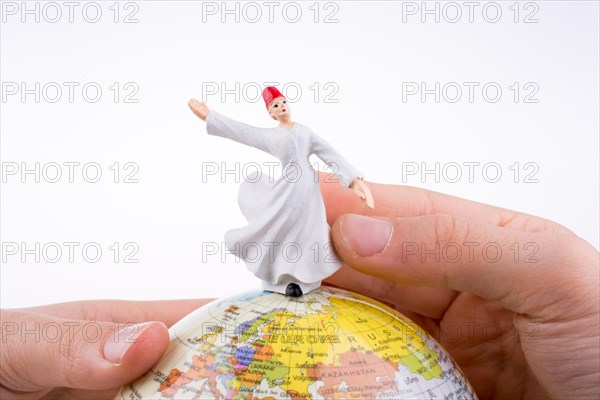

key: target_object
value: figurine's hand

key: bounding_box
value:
[188,98,211,121]
[349,178,374,209]
[0,299,213,400]
[319,175,599,400]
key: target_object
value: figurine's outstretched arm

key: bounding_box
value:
[188,98,276,155]
[188,98,211,121]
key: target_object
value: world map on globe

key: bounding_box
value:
[116,286,477,399]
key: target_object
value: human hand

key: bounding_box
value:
[0,298,213,399]
[188,98,211,121]
[319,176,600,400]
[349,177,375,209]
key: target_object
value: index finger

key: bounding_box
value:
[17,299,215,328]
[318,172,572,235]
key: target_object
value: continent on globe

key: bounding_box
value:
[115,286,477,400]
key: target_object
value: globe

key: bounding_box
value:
[115,286,477,399]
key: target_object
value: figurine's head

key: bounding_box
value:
[262,86,290,122]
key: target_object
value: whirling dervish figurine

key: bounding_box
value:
[189,86,374,297]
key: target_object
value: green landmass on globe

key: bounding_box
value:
[116,286,477,399]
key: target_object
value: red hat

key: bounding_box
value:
[262,86,284,109]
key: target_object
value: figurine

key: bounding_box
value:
[188,86,374,297]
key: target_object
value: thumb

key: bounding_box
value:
[1,310,169,393]
[331,213,570,314]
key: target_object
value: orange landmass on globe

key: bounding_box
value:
[253,342,275,361]
[158,368,191,398]
[159,353,222,399]
[308,348,399,399]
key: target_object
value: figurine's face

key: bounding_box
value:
[268,97,290,121]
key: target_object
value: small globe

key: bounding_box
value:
[116,286,477,399]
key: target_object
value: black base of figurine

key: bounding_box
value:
[285,283,303,297]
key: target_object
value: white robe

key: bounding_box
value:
[206,111,363,294]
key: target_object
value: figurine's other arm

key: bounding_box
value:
[311,132,374,209]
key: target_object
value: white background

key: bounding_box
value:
[1,0,598,308]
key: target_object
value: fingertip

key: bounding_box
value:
[336,214,393,258]
[330,215,349,256]
[93,322,172,390]
[119,321,169,368]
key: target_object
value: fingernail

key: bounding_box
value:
[103,322,157,364]
[340,214,392,257]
